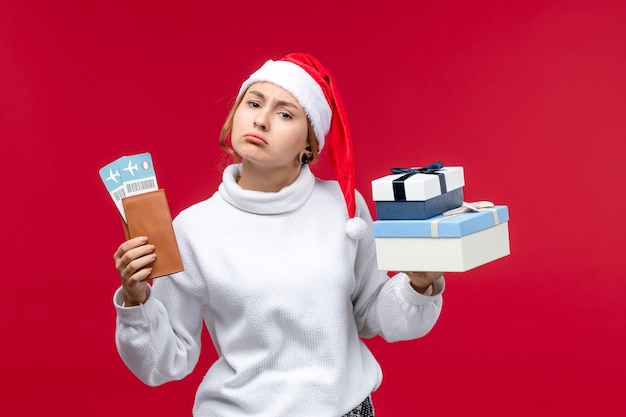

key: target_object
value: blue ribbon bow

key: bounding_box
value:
[390,161,447,201]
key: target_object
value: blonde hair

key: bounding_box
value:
[219,90,321,165]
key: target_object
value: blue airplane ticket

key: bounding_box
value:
[99,160,126,220]
[118,153,159,197]
[99,152,159,221]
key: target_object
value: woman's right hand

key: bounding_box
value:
[113,236,155,306]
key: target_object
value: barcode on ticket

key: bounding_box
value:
[124,178,157,194]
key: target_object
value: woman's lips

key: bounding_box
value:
[243,133,267,145]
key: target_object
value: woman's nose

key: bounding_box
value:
[253,112,268,130]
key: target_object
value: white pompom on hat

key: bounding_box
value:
[237,53,367,239]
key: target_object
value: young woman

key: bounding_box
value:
[113,53,444,417]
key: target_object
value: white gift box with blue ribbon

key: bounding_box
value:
[371,163,465,220]
[373,205,510,272]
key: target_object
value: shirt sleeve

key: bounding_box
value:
[113,224,209,386]
[350,190,445,342]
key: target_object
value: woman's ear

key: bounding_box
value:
[300,146,313,164]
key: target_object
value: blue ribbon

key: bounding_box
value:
[390,161,447,201]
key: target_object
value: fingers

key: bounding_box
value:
[405,271,443,281]
[114,236,148,261]
[124,252,156,280]
[113,236,154,306]
[113,236,156,282]
[403,271,444,294]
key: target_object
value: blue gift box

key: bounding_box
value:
[375,187,464,220]
[373,206,510,272]
[373,206,509,238]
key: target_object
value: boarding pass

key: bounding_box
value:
[98,152,159,221]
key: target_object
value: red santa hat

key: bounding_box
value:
[237,52,367,239]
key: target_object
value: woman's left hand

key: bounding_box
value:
[403,271,444,294]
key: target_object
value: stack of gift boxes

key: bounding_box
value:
[371,162,510,272]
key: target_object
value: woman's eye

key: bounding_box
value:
[278,112,292,119]
[248,101,261,108]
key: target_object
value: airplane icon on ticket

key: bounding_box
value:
[123,160,138,176]
[106,168,121,184]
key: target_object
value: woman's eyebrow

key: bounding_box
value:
[248,90,265,100]
[275,100,299,110]
[248,90,299,110]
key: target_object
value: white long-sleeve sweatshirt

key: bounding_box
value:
[114,164,444,417]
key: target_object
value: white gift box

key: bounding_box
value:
[371,166,465,201]
[374,222,510,272]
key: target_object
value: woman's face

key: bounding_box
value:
[231,82,309,169]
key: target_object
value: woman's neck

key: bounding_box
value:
[237,161,302,192]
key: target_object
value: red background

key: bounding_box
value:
[1,0,625,415]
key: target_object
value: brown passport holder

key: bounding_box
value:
[121,189,184,279]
